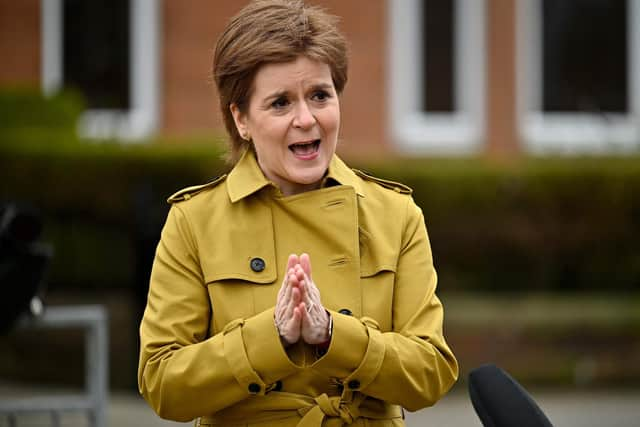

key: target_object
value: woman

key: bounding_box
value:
[138,1,458,426]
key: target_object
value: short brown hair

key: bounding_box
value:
[213,0,348,164]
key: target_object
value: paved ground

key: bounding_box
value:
[2,385,639,426]
[406,386,640,427]
[121,387,640,427]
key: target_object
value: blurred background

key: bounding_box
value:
[1,0,639,426]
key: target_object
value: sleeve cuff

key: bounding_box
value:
[311,310,384,383]
[223,308,302,395]
[343,317,385,391]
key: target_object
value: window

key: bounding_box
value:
[42,0,160,140]
[517,0,640,153]
[389,0,486,154]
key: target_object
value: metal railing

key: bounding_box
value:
[0,305,109,427]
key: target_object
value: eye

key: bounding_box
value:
[311,90,331,102]
[271,96,289,109]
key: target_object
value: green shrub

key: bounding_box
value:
[0,87,84,147]
[365,157,640,292]
[1,139,639,293]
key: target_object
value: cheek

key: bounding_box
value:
[320,109,340,136]
[253,123,290,163]
[258,117,289,142]
[250,115,287,147]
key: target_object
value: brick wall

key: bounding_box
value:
[0,0,40,86]
[0,0,522,157]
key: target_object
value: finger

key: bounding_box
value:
[298,277,317,310]
[277,273,293,314]
[292,303,304,330]
[295,272,308,299]
[287,254,299,272]
[299,301,311,328]
[291,284,302,306]
[281,315,301,345]
[276,294,289,320]
[293,266,307,290]
[300,253,312,278]
[295,264,316,293]
[277,274,288,300]
[304,301,323,327]
[277,257,298,309]
[283,272,296,299]
[295,265,319,302]
[275,286,286,317]
[279,267,295,297]
[292,305,303,327]
[302,293,315,314]
[277,271,294,305]
[300,304,328,345]
[279,277,298,320]
[301,271,321,302]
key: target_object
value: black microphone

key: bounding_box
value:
[0,203,52,333]
[468,364,553,427]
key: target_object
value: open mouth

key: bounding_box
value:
[288,139,320,156]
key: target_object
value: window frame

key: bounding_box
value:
[388,0,486,154]
[516,0,640,154]
[41,0,161,140]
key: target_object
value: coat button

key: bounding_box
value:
[348,379,360,390]
[338,308,352,316]
[248,383,261,393]
[250,257,265,272]
[272,380,283,392]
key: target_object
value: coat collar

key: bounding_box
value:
[226,149,365,203]
[226,149,272,203]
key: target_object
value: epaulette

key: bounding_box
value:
[167,174,228,204]
[352,169,413,194]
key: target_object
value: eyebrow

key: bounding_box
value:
[309,83,334,91]
[262,83,334,103]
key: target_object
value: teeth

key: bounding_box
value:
[292,140,317,147]
[289,140,320,154]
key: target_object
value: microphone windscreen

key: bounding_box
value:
[468,364,553,427]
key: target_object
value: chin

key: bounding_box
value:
[290,169,326,186]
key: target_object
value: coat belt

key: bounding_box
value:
[198,391,402,426]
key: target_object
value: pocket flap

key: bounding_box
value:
[203,253,277,284]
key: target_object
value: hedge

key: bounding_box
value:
[2,141,640,295]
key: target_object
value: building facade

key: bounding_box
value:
[1,0,638,159]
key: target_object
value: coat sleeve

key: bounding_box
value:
[138,205,302,422]
[311,197,459,411]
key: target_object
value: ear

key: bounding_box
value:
[230,103,249,140]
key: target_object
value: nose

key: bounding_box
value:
[292,101,316,130]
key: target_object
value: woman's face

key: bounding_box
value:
[231,56,340,196]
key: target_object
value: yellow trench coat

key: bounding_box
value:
[138,150,458,426]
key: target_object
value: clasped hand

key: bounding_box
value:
[274,253,331,347]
